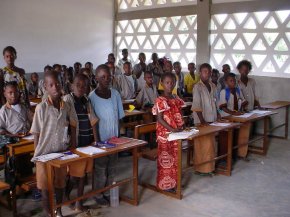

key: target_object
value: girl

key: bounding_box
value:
[152,72,185,192]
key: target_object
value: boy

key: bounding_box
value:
[211,69,220,87]
[28,72,40,98]
[117,49,131,72]
[217,64,231,92]
[74,62,82,75]
[237,60,260,111]
[31,71,77,216]
[173,61,184,96]
[218,72,251,160]
[133,53,147,91]
[184,62,199,97]
[146,53,163,86]
[136,71,158,109]
[0,82,33,177]
[63,74,98,211]
[114,62,137,100]
[89,64,125,207]
[191,63,218,175]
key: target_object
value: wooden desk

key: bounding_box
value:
[6,139,34,157]
[29,97,42,104]
[141,123,240,200]
[46,138,147,217]
[225,111,277,155]
[122,99,136,110]
[261,101,290,139]
[124,110,147,118]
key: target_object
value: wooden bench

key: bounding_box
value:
[0,181,16,217]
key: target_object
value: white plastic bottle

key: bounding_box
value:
[110,182,119,207]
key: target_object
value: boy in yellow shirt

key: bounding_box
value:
[184,63,200,97]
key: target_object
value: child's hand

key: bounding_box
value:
[233,111,244,116]
[200,121,209,126]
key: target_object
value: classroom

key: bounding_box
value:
[0,0,290,217]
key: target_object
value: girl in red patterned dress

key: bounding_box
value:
[152,72,185,192]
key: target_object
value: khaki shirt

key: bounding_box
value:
[238,78,258,111]
[30,97,77,161]
[136,84,158,108]
[0,103,32,134]
[63,94,98,146]
[114,74,137,100]
[218,89,246,117]
[191,81,218,124]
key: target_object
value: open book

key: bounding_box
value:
[167,129,199,141]
[76,146,106,155]
[34,153,64,162]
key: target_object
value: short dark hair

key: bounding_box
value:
[3,46,17,56]
[144,71,152,76]
[237,60,252,71]
[74,62,82,67]
[108,53,115,57]
[31,72,38,77]
[85,62,92,66]
[161,72,176,83]
[122,49,128,53]
[44,65,53,72]
[123,61,131,67]
[4,81,18,90]
[44,70,60,82]
[199,63,212,72]
[96,64,110,75]
[74,73,89,84]
[225,72,236,81]
[173,61,181,67]
[53,64,61,69]
[188,62,195,67]
[212,69,220,75]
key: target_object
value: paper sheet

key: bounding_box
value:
[76,146,106,155]
[23,134,34,140]
[30,102,38,106]
[60,154,79,161]
[249,110,272,115]
[123,99,135,103]
[210,122,232,127]
[167,129,199,141]
[233,113,254,118]
[34,153,64,162]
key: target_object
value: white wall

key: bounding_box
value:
[0,0,114,72]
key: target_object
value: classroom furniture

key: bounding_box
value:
[0,181,16,217]
[46,137,147,217]
[224,111,277,156]
[135,122,240,200]
[261,101,290,139]
[122,99,136,110]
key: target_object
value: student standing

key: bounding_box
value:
[28,72,40,98]
[191,63,218,175]
[31,71,77,216]
[147,53,163,86]
[184,63,199,97]
[152,72,185,192]
[89,64,125,207]
[133,52,147,91]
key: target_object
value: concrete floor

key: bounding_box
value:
[1,138,290,217]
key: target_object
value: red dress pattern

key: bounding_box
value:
[152,96,185,190]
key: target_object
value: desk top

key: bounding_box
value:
[49,137,147,168]
[122,99,136,105]
[261,101,290,110]
[188,122,241,139]
[224,111,277,123]
[125,110,147,117]
[29,97,42,104]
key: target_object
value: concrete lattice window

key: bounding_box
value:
[210,10,290,77]
[116,15,197,66]
[118,0,196,12]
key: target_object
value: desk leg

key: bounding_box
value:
[47,163,55,217]
[263,117,269,155]
[226,129,233,176]
[285,106,289,139]
[132,147,139,205]
[176,140,182,200]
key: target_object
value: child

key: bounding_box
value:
[117,49,131,72]
[133,53,147,91]
[2,46,29,107]
[0,81,34,177]
[217,64,231,92]
[28,72,40,98]
[85,62,97,89]
[158,60,178,95]
[152,72,185,192]
[89,64,125,207]
[211,69,220,87]
[218,72,251,160]
[74,62,82,75]
[173,61,184,96]
[136,71,158,109]
[0,69,4,106]
[191,63,218,175]
[30,70,77,216]
[63,67,74,94]
[63,74,98,211]
[184,62,199,97]
[114,62,137,100]
[146,53,163,86]
[237,60,261,111]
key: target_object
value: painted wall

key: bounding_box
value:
[0,0,114,72]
